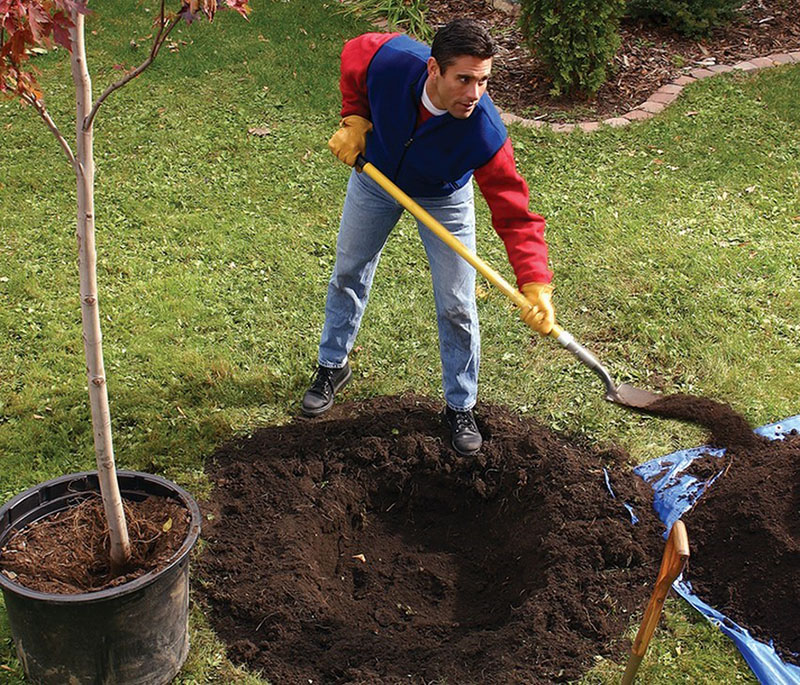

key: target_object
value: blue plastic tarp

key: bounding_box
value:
[634,415,800,685]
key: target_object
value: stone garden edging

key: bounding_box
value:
[498,50,800,133]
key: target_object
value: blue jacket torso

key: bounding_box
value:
[364,35,507,198]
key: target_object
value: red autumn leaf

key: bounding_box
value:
[0,0,89,97]
[27,3,51,44]
[51,11,72,50]
[223,0,251,17]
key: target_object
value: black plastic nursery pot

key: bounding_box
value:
[0,470,202,685]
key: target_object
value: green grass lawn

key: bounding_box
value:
[1,1,798,682]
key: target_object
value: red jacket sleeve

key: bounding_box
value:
[340,33,400,119]
[474,139,553,288]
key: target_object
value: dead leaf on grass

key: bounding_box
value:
[248,126,271,137]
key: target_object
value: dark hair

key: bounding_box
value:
[430,18,497,73]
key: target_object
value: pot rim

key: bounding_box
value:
[0,470,201,604]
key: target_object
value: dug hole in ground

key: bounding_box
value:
[197,392,799,683]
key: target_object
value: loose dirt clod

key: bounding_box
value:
[0,495,190,594]
[197,394,664,684]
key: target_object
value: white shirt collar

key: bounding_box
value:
[421,78,448,116]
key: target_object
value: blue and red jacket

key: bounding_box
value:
[339,33,553,287]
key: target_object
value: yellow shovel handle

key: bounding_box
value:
[356,157,563,338]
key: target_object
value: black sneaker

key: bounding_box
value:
[301,363,352,417]
[444,406,483,456]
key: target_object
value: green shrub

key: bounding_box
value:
[520,0,626,97]
[626,0,742,37]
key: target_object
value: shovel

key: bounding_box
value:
[356,157,662,410]
[621,520,690,684]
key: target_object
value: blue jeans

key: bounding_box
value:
[319,169,479,411]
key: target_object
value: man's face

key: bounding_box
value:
[426,55,492,119]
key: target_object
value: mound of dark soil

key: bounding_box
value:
[641,393,800,666]
[683,430,799,665]
[645,394,763,451]
[197,394,665,684]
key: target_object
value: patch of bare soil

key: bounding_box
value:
[197,394,665,684]
[425,0,800,121]
[0,495,191,594]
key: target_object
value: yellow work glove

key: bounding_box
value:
[327,115,373,167]
[520,282,555,336]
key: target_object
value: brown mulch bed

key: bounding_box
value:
[425,0,800,121]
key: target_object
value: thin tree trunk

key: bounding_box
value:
[70,9,131,571]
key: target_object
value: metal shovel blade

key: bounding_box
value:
[551,326,664,410]
[607,383,663,410]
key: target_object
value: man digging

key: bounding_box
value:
[302,19,555,456]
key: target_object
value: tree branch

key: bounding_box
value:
[83,1,179,131]
[20,91,79,172]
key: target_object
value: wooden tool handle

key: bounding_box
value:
[621,521,689,684]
